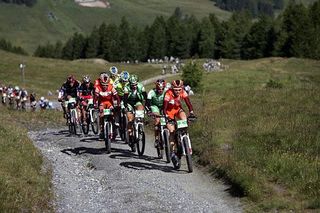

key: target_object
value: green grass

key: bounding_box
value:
[190,57,320,211]
[0,0,230,53]
[0,106,65,212]
[0,50,163,100]
[1,50,319,211]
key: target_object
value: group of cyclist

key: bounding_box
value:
[0,83,29,110]
[58,66,196,165]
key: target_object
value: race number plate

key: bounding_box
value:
[103,109,111,115]
[177,119,188,128]
[135,110,144,118]
[160,117,166,126]
[87,99,93,105]
[69,98,76,103]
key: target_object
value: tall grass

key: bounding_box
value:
[190,58,320,211]
[0,106,64,212]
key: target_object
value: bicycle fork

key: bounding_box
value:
[180,134,193,155]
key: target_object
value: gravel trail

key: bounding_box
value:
[29,128,242,213]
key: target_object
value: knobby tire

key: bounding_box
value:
[137,124,145,156]
[183,137,193,173]
[104,121,111,154]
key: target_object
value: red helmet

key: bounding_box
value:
[171,80,184,88]
[155,79,166,90]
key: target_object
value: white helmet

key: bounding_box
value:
[15,86,20,91]
[40,96,45,101]
[109,66,118,76]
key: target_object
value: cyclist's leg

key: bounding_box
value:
[126,103,135,136]
[151,105,161,146]
[166,108,178,153]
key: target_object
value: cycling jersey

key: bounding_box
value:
[78,82,94,98]
[95,81,118,107]
[163,89,193,119]
[114,81,128,97]
[124,83,146,105]
[60,81,80,98]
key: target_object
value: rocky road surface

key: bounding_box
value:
[29,128,242,213]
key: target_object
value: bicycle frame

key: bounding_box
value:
[175,119,192,156]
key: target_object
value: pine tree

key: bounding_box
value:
[198,17,215,58]
[85,26,99,58]
[148,16,167,58]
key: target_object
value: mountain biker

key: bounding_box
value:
[95,72,120,139]
[13,86,22,109]
[113,71,130,127]
[163,79,195,166]
[146,79,168,153]
[20,88,28,110]
[30,92,37,111]
[123,74,147,143]
[78,75,94,125]
[109,66,120,84]
[39,96,48,110]
[58,75,80,118]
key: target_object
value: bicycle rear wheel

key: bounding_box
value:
[136,124,145,156]
[82,117,89,135]
[183,137,193,173]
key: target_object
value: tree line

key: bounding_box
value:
[213,0,284,17]
[34,1,320,61]
[0,0,37,7]
[0,38,28,55]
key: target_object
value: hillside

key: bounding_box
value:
[0,0,230,53]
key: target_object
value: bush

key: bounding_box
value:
[182,61,203,91]
[266,79,283,89]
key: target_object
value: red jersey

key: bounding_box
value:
[164,89,189,111]
[95,82,117,103]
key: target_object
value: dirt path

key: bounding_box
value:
[29,129,242,212]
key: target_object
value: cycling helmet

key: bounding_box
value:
[40,96,45,101]
[155,79,166,90]
[109,66,118,76]
[129,74,139,86]
[83,75,91,83]
[15,86,20,91]
[172,80,184,88]
[67,75,75,83]
[120,71,130,82]
[100,73,110,86]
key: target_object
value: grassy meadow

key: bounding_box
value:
[0,0,230,53]
[0,106,65,212]
[0,50,319,211]
[0,50,164,100]
[190,58,320,211]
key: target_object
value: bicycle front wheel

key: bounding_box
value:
[163,130,171,163]
[91,109,99,135]
[71,110,77,135]
[104,121,111,154]
[183,137,193,173]
[136,124,145,156]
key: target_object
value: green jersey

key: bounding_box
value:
[124,82,146,105]
[114,81,128,97]
[147,88,167,108]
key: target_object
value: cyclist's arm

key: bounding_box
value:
[184,96,194,114]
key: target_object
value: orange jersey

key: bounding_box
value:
[164,89,188,111]
[95,82,117,103]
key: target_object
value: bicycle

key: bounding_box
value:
[149,113,171,163]
[119,107,128,142]
[86,98,99,135]
[102,108,115,154]
[171,116,196,173]
[66,97,79,135]
[129,109,145,156]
